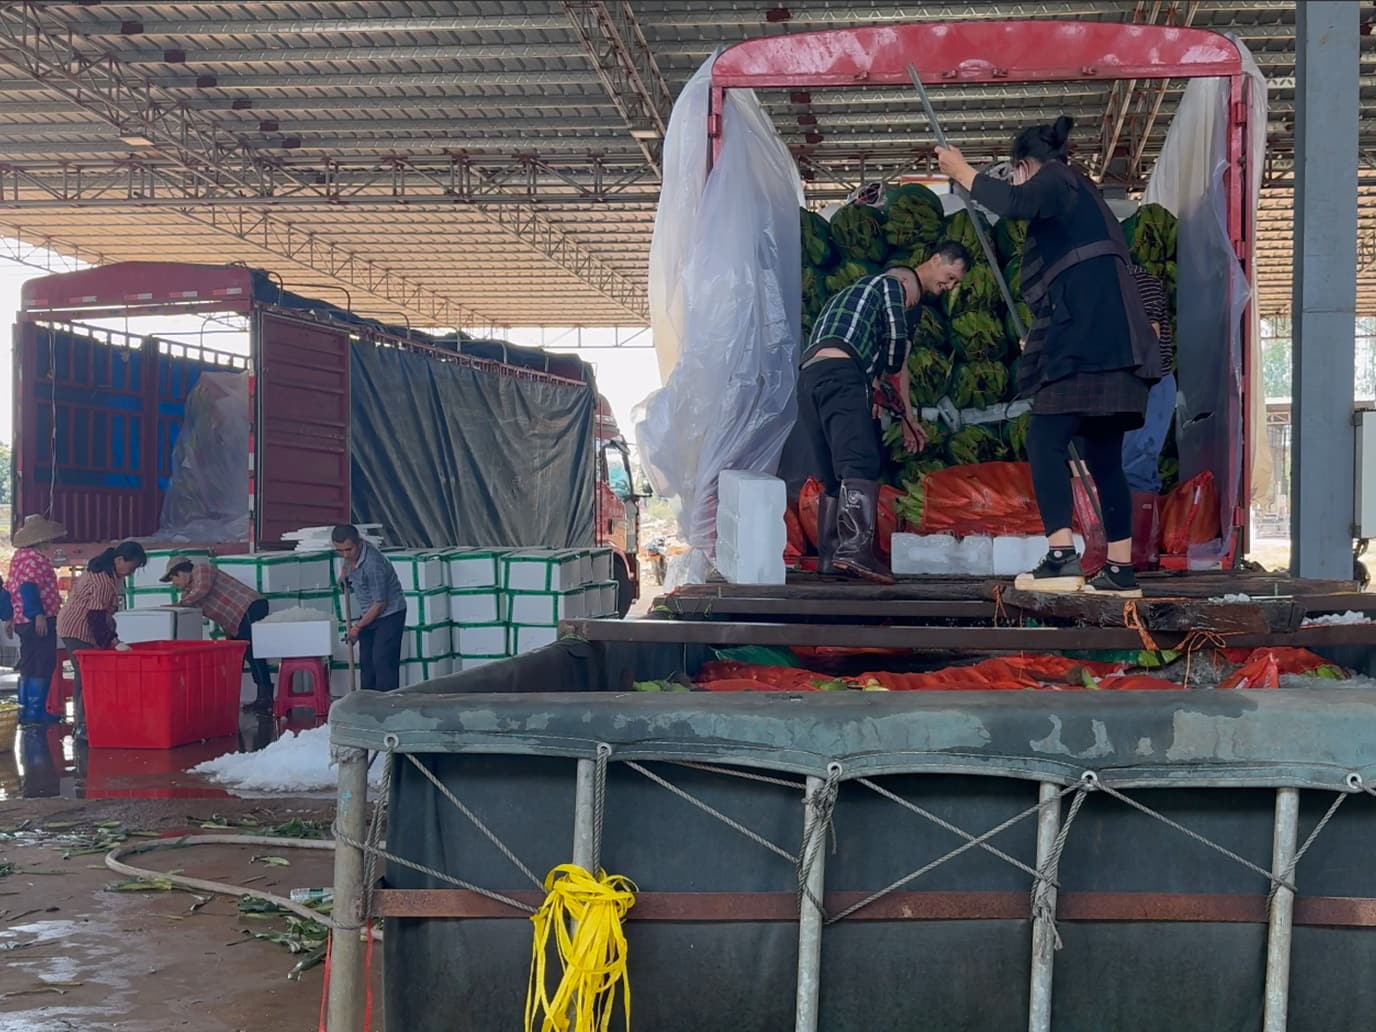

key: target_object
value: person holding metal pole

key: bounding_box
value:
[936,116,1161,597]
[331,524,406,693]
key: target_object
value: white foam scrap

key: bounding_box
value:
[192,722,383,793]
[259,605,336,625]
[1211,593,1254,604]
[1302,611,1372,627]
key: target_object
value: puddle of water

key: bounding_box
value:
[0,703,320,801]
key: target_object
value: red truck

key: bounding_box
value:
[12,261,642,614]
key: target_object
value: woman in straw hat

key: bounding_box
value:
[9,515,67,725]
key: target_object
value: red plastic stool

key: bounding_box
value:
[274,657,331,725]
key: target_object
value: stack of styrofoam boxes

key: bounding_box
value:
[448,548,512,673]
[121,548,209,642]
[388,550,454,687]
[503,549,589,657]
[583,547,619,620]
[715,470,787,585]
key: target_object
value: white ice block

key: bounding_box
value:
[991,536,1088,578]
[715,470,787,563]
[450,589,505,625]
[510,624,558,655]
[115,606,204,644]
[252,619,334,659]
[453,623,508,658]
[889,534,995,577]
[716,537,786,586]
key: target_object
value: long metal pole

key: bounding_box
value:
[1027,782,1063,1032]
[1263,787,1300,1032]
[795,775,828,1032]
[906,64,1103,526]
[327,747,369,1032]
[572,758,597,870]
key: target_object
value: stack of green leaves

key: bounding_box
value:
[831,204,888,263]
[883,183,945,251]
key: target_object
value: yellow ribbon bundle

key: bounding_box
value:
[525,864,637,1032]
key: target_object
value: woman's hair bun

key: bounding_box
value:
[1048,115,1075,147]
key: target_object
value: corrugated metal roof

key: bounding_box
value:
[0,1,1372,327]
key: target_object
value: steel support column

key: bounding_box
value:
[1292,1,1360,580]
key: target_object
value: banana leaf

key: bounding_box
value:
[946,424,1006,466]
[907,347,954,407]
[1005,302,1034,346]
[823,259,881,295]
[831,203,888,263]
[802,265,827,317]
[1128,203,1178,266]
[949,311,1006,363]
[884,182,945,220]
[885,243,933,270]
[1005,412,1031,459]
[909,304,948,353]
[994,218,1028,264]
[801,208,835,268]
[950,361,1009,410]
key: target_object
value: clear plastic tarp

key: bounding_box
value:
[636,55,804,583]
[1142,40,1268,563]
[155,371,250,543]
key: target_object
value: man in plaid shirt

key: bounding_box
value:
[794,241,970,583]
[162,558,276,713]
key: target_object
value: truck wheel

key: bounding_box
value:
[615,558,634,619]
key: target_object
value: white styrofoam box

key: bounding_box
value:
[252,619,334,659]
[508,589,584,626]
[332,628,358,665]
[450,588,505,625]
[404,624,451,662]
[296,589,337,618]
[452,623,509,659]
[401,655,455,687]
[130,586,182,608]
[387,549,447,592]
[447,548,511,589]
[405,589,450,628]
[588,547,614,584]
[591,580,620,618]
[294,550,336,591]
[716,469,787,561]
[216,552,301,594]
[132,548,211,589]
[890,534,995,577]
[115,606,204,644]
[991,536,1088,578]
[716,536,786,586]
[502,549,584,592]
[266,592,302,615]
[330,663,355,698]
[576,550,594,587]
[510,624,558,655]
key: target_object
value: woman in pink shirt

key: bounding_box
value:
[9,515,66,725]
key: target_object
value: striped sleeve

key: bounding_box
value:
[876,276,910,375]
[1134,269,1168,325]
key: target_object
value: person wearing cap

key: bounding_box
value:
[59,541,148,740]
[8,515,66,726]
[162,557,276,713]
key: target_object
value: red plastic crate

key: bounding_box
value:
[75,641,249,750]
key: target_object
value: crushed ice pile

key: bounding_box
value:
[260,605,336,624]
[193,722,383,793]
[1302,611,1372,627]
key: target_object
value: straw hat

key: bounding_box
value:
[158,556,197,583]
[12,514,67,549]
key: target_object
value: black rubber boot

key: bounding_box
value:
[817,494,840,575]
[832,479,896,585]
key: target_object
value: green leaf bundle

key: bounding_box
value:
[831,203,888,262]
[949,311,1006,363]
[907,348,954,407]
[801,208,835,268]
[950,361,1009,410]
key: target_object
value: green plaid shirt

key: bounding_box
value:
[806,274,909,376]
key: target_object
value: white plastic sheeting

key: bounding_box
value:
[1142,40,1267,562]
[156,371,251,544]
[636,56,804,582]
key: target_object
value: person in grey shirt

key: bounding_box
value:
[332,524,406,692]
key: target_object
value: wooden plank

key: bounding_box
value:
[1000,592,1306,634]
[562,618,1376,651]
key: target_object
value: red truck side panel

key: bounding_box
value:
[253,313,351,545]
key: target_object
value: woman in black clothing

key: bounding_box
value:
[937,116,1161,597]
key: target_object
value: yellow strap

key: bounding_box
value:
[526,864,637,1032]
